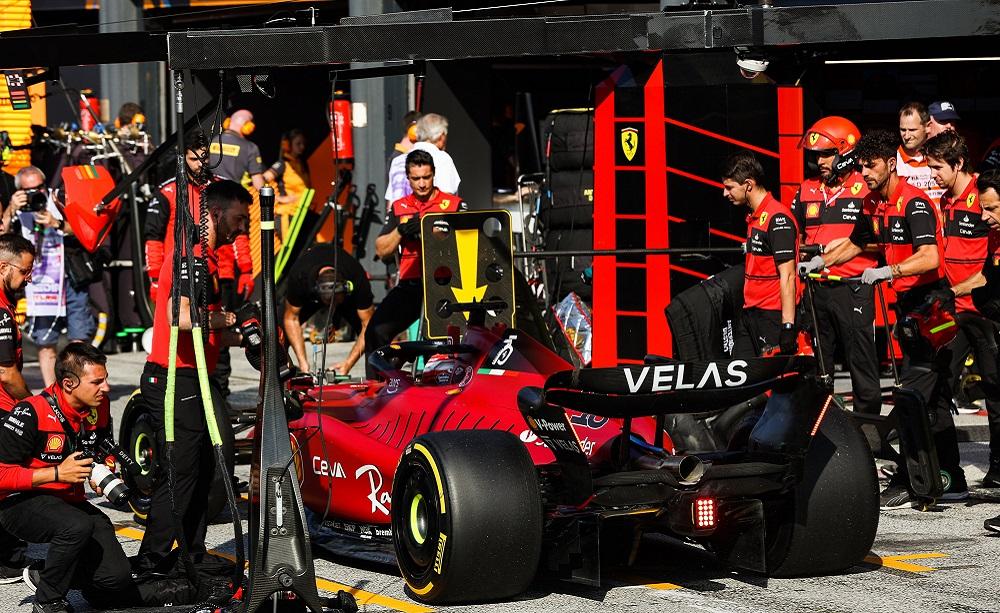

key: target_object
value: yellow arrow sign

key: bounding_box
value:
[450,228,487,319]
[864,552,948,573]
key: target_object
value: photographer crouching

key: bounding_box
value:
[0,343,137,613]
[3,166,96,387]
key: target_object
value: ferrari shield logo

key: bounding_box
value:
[896,196,904,212]
[620,127,639,162]
[851,182,863,196]
[86,408,99,425]
[46,434,64,452]
[968,193,976,208]
[440,199,450,210]
[872,218,880,235]
[758,211,768,227]
[808,132,821,146]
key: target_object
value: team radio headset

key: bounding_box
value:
[222,116,256,136]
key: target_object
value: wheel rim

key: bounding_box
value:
[133,431,154,476]
[409,493,428,545]
[395,461,441,578]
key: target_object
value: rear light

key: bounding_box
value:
[693,497,716,529]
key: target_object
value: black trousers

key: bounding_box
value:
[0,493,136,606]
[364,279,423,379]
[138,364,232,562]
[0,525,26,567]
[948,312,1000,459]
[894,284,966,489]
[811,282,882,415]
[732,307,782,358]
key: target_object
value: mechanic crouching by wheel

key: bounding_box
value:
[790,117,882,415]
[721,151,799,357]
[283,243,375,376]
[365,149,466,378]
[0,343,141,613]
[802,129,968,509]
[135,180,249,569]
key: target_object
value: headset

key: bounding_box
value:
[222,116,256,136]
[316,266,353,303]
[114,112,146,130]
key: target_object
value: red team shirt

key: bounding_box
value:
[744,193,799,311]
[381,190,465,281]
[941,174,1000,313]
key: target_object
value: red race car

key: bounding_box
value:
[284,302,879,604]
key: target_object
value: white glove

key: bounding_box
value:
[797,255,826,276]
[861,266,893,285]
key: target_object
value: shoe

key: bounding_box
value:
[880,484,912,510]
[940,470,969,501]
[0,555,40,584]
[986,514,1000,533]
[955,401,982,415]
[32,599,73,613]
[23,566,39,592]
[982,458,1000,488]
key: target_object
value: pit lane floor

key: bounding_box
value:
[3,347,999,612]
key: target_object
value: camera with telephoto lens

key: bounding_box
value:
[78,432,143,510]
[21,188,48,213]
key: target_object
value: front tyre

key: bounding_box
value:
[391,430,543,603]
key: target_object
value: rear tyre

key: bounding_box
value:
[391,430,542,603]
[764,404,879,576]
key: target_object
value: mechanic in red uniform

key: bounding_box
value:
[792,117,881,415]
[137,180,249,568]
[366,149,466,378]
[810,129,968,509]
[144,129,251,398]
[722,151,799,357]
[0,343,139,613]
[0,233,35,582]
[925,131,1000,488]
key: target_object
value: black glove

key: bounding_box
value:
[398,216,421,239]
[236,303,264,371]
[779,323,798,355]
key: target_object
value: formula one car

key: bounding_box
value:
[285,301,879,604]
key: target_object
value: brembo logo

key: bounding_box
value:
[622,360,749,393]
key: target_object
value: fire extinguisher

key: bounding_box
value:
[329,91,354,160]
[79,89,100,132]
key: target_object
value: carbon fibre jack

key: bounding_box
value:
[243,186,326,613]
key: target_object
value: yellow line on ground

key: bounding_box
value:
[114,524,432,613]
[612,572,683,591]
[864,552,948,573]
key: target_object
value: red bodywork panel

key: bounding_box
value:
[287,326,670,528]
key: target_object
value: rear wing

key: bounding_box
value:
[538,356,816,418]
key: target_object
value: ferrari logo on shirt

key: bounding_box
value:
[46,434,64,452]
[620,127,639,161]
[440,199,451,210]
[967,193,976,208]
[86,408,99,425]
[896,197,904,212]
[808,132,821,146]
[806,203,820,219]
[851,182,864,195]
[872,218,880,235]
[758,211,769,227]
[401,215,412,223]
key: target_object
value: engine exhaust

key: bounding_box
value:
[633,453,707,485]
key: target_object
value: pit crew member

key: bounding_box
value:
[897,101,944,205]
[722,151,799,357]
[792,116,881,415]
[0,234,35,582]
[0,343,137,613]
[137,180,249,567]
[806,129,968,508]
[283,243,375,376]
[367,149,466,378]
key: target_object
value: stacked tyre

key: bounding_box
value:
[540,109,594,303]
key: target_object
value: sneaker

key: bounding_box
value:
[880,484,912,510]
[23,566,39,592]
[32,599,73,613]
[0,555,40,584]
[955,400,982,414]
[983,458,1000,488]
[986,514,1000,533]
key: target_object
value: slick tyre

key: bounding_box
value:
[392,430,542,603]
[764,404,879,576]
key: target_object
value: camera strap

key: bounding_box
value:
[41,390,83,452]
